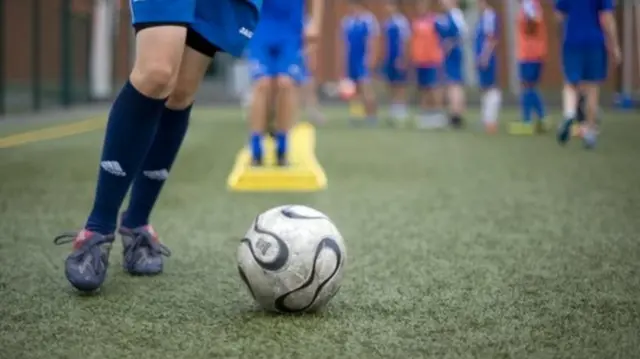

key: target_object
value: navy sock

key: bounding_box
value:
[531,88,546,120]
[521,89,533,123]
[275,131,287,158]
[250,132,263,162]
[123,105,191,228]
[86,81,165,234]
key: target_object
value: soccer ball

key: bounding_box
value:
[338,78,356,101]
[237,205,347,313]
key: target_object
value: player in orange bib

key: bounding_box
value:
[411,0,446,129]
[517,0,548,129]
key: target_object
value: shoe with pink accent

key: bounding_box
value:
[118,224,171,275]
[53,229,115,292]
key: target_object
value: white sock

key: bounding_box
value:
[563,86,577,119]
[397,103,409,120]
[482,89,502,124]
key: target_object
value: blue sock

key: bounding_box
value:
[85,81,165,234]
[123,105,191,228]
[275,131,287,159]
[531,88,546,120]
[521,89,533,123]
[250,132,263,162]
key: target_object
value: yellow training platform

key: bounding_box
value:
[227,122,327,192]
[507,122,536,135]
[507,120,551,135]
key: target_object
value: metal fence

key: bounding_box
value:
[0,0,99,114]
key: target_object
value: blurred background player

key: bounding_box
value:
[555,0,620,149]
[381,0,411,125]
[247,0,323,166]
[342,0,379,125]
[474,0,501,134]
[412,0,446,129]
[299,18,326,124]
[438,0,467,128]
[518,0,548,132]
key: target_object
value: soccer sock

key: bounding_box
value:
[398,103,409,120]
[483,89,501,124]
[85,81,165,235]
[250,132,263,162]
[275,131,287,159]
[388,104,398,119]
[563,86,577,120]
[529,88,545,120]
[481,92,490,123]
[521,88,533,123]
[123,105,191,228]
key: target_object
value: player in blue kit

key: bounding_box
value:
[555,0,620,148]
[342,0,379,125]
[381,0,411,124]
[438,0,468,128]
[298,19,326,125]
[247,0,324,166]
[52,0,266,292]
[474,0,501,134]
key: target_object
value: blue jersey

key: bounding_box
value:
[253,0,305,43]
[342,12,379,66]
[556,0,614,47]
[474,8,498,58]
[437,8,467,62]
[383,13,410,65]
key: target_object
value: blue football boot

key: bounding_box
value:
[54,230,115,292]
[118,224,171,275]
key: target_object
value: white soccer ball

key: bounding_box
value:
[237,205,347,313]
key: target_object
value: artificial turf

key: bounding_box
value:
[0,106,639,358]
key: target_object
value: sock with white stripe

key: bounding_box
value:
[123,105,192,228]
[482,88,501,125]
[86,81,165,235]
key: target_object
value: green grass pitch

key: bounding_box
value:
[1,106,639,358]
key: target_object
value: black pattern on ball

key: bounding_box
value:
[240,214,289,271]
[274,237,343,313]
[281,206,328,220]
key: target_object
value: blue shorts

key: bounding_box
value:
[416,67,440,88]
[443,59,464,84]
[476,58,497,89]
[347,64,369,82]
[562,45,608,84]
[130,0,260,57]
[519,61,543,83]
[382,62,408,84]
[247,39,304,83]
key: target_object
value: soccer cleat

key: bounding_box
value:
[485,122,498,134]
[556,118,573,145]
[118,225,171,276]
[582,128,598,149]
[450,115,464,129]
[276,155,289,167]
[53,230,115,292]
[251,158,263,167]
